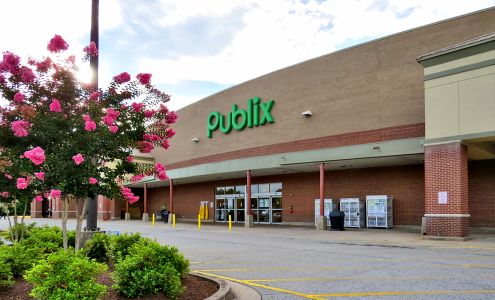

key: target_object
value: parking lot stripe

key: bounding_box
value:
[309,289,495,297]
[193,271,318,299]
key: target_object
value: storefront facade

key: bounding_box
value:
[32,8,495,238]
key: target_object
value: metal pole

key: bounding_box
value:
[86,0,99,231]
[246,170,251,215]
[320,163,325,216]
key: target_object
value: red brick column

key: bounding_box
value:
[424,142,469,237]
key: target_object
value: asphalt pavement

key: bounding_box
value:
[1,218,495,300]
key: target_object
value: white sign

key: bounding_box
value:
[438,191,448,204]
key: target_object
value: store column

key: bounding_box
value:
[245,170,254,228]
[316,163,327,230]
[168,179,173,224]
[142,183,149,221]
[424,142,469,238]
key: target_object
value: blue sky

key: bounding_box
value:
[1,0,494,110]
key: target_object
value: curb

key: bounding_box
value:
[191,273,262,300]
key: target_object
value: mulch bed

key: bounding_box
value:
[0,273,218,300]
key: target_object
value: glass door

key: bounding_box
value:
[236,197,245,222]
[215,199,225,222]
[251,197,258,223]
[226,197,235,223]
[258,197,270,223]
[271,197,282,223]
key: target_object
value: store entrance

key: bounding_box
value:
[251,196,282,224]
[215,196,245,223]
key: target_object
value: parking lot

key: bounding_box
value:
[2,218,495,299]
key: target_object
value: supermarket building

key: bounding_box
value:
[32,8,495,238]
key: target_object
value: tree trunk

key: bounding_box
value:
[19,200,28,241]
[13,199,18,242]
[75,197,88,251]
[61,197,68,250]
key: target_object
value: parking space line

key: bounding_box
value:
[309,289,495,298]
[193,270,319,299]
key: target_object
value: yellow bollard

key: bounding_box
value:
[173,213,176,228]
[152,214,155,226]
[198,214,201,230]
[228,214,232,231]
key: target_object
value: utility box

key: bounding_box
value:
[340,198,366,228]
[314,199,336,226]
[366,195,393,228]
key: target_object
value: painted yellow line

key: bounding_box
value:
[245,274,495,283]
[194,268,250,272]
[193,271,318,299]
[247,277,352,283]
[309,289,495,298]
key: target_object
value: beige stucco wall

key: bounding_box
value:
[425,64,495,140]
[154,8,495,166]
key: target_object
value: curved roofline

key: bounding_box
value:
[177,6,495,112]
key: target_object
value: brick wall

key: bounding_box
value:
[469,159,495,227]
[424,142,469,237]
[147,164,425,225]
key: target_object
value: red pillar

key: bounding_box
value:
[125,197,129,213]
[424,142,469,237]
[143,183,148,214]
[169,179,174,213]
[320,163,325,216]
[246,170,252,215]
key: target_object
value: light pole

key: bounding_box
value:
[86,0,99,231]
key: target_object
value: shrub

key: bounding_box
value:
[0,244,37,277]
[67,230,76,248]
[0,258,14,288]
[1,222,37,242]
[21,225,63,255]
[108,232,142,262]
[82,232,111,263]
[112,240,189,299]
[24,249,107,300]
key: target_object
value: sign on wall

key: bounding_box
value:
[438,191,448,204]
[207,96,275,138]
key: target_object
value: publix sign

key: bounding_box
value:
[207,97,275,138]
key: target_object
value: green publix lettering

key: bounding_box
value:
[207,97,275,138]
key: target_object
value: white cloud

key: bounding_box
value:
[139,0,495,94]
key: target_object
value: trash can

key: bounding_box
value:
[329,211,345,231]
[161,210,169,223]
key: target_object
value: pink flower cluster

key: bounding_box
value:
[14,92,24,103]
[165,111,178,124]
[88,91,101,101]
[131,102,144,113]
[4,174,13,180]
[35,172,45,180]
[89,177,98,185]
[49,189,61,200]
[155,162,168,180]
[161,139,170,149]
[159,104,169,114]
[1,52,20,73]
[143,133,161,142]
[11,120,31,137]
[1,192,9,198]
[17,177,28,189]
[166,128,176,138]
[103,108,120,125]
[83,114,96,131]
[49,99,62,112]
[34,195,43,202]
[121,186,139,204]
[137,141,154,153]
[35,57,52,72]
[72,153,84,165]
[47,35,69,53]
[126,156,134,163]
[84,42,98,56]
[136,73,152,85]
[113,72,131,84]
[24,147,46,165]
[143,110,154,118]
[131,174,145,183]
[20,66,35,83]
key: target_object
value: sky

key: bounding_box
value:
[1,0,494,110]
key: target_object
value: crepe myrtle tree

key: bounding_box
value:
[0,35,177,249]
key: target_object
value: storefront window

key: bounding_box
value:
[225,186,235,194]
[259,184,269,193]
[235,185,246,194]
[216,187,225,195]
[251,184,259,194]
[270,183,282,193]
[272,197,282,209]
